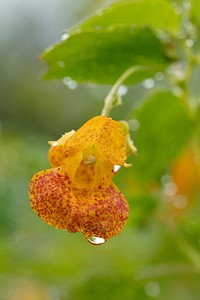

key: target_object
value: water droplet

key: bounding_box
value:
[118,85,128,96]
[87,236,105,245]
[113,165,121,173]
[61,32,69,41]
[175,69,185,80]
[85,155,96,165]
[48,140,59,147]
[185,39,194,47]
[155,72,164,81]
[58,61,65,68]
[96,9,103,16]
[128,119,140,131]
[163,182,177,196]
[143,78,155,89]
[145,282,160,297]
[173,195,188,209]
[63,77,78,90]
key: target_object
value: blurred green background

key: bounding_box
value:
[1,1,200,299]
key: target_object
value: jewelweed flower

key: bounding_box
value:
[29,116,129,244]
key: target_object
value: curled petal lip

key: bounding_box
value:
[64,116,127,165]
[29,168,74,230]
[29,168,129,240]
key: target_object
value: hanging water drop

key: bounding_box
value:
[118,85,128,96]
[61,32,69,41]
[128,119,140,131]
[57,61,65,68]
[163,182,177,197]
[63,77,78,90]
[185,39,194,47]
[113,165,121,173]
[87,236,105,245]
[85,155,96,165]
[94,25,103,30]
[143,78,155,89]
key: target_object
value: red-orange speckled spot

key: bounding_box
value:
[67,183,129,240]
[29,168,74,229]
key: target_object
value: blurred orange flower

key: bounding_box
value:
[29,116,129,244]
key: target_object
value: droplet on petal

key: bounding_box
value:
[114,165,121,173]
[85,154,96,165]
[63,77,78,90]
[86,236,105,245]
[61,32,70,41]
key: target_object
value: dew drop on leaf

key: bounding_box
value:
[185,39,194,47]
[142,78,155,89]
[58,61,65,68]
[61,32,70,41]
[63,77,78,90]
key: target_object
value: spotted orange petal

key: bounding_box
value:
[29,168,74,229]
[64,116,127,166]
[67,183,129,241]
[48,130,75,167]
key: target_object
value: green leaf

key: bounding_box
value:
[191,0,200,25]
[76,0,180,35]
[42,27,172,84]
[131,90,194,182]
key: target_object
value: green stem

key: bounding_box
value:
[101,66,145,117]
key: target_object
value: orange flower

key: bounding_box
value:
[29,116,129,244]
